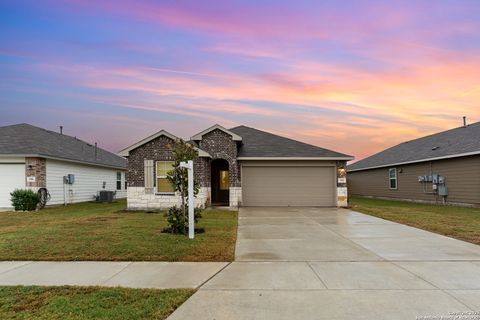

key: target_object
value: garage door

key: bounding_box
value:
[242,166,335,206]
[0,164,25,208]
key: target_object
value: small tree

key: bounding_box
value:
[165,139,202,234]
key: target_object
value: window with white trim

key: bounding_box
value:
[116,172,122,190]
[389,168,397,189]
[156,161,174,193]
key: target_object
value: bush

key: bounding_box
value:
[10,189,40,211]
[164,206,202,234]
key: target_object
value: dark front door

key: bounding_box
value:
[211,159,229,206]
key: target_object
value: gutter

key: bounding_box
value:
[0,154,126,170]
[237,156,354,161]
[348,150,480,172]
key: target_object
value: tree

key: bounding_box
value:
[165,139,202,234]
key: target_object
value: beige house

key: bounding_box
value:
[348,121,480,206]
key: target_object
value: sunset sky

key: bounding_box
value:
[1,0,479,160]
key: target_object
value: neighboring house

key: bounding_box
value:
[0,123,127,209]
[348,121,480,206]
[119,124,353,210]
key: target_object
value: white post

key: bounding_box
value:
[180,160,195,239]
[187,160,194,239]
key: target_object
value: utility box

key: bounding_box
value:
[438,185,449,196]
[63,174,75,184]
[99,191,114,203]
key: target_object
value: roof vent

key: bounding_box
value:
[432,146,440,151]
[463,116,467,128]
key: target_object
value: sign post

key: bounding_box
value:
[180,160,194,239]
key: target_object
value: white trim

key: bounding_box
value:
[191,124,242,141]
[0,153,125,170]
[388,168,398,190]
[155,160,175,195]
[348,150,480,172]
[118,130,179,157]
[237,156,354,161]
[118,130,211,158]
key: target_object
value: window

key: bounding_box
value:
[389,168,397,189]
[156,161,174,193]
[116,172,122,190]
[219,170,229,190]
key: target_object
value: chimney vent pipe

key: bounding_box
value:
[60,126,63,135]
[463,116,467,128]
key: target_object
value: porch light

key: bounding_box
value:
[338,167,346,177]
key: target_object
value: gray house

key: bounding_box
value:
[119,124,353,209]
[348,121,480,206]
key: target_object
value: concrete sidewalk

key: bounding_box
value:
[0,261,228,289]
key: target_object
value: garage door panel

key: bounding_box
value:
[242,166,335,207]
[0,164,25,208]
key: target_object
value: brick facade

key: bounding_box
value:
[25,157,46,188]
[127,135,176,187]
[197,129,240,187]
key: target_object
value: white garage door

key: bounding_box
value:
[242,166,335,206]
[0,164,25,208]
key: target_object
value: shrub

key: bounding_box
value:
[10,189,40,211]
[164,206,202,234]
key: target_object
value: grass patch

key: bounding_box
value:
[0,285,194,319]
[350,196,480,245]
[0,200,237,261]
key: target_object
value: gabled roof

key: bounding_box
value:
[191,124,242,142]
[348,121,480,172]
[0,123,126,169]
[230,125,353,160]
[119,129,211,158]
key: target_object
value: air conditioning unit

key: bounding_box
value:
[99,190,114,203]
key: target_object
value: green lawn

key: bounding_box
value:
[350,196,480,245]
[0,286,194,320]
[0,200,237,261]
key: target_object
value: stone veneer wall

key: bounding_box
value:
[25,157,46,189]
[127,186,210,210]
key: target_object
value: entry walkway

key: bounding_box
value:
[168,207,480,320]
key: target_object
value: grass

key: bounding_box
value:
[0,200,237,261]
[350,196,480,245]
[0,286,194,319]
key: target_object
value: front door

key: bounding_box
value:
[211,159,229,205]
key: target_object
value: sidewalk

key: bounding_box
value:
[0,261,228,289]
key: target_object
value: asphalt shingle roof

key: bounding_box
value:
[348,121,480,171]
[229,125,352,158]
[0,123,126,169]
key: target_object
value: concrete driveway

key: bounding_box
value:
[169,207,480,319]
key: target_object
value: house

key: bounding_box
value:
[0,123,127,209]
[348,121,480,206]
[119,124,353,209]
